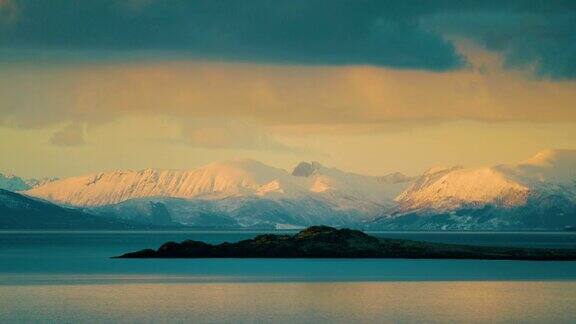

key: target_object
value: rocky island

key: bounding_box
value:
[115,226,576,260]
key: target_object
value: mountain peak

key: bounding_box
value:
[291,161,322,177]
[423,165,463,176]
[378,172,413,184]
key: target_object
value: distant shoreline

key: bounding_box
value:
[3,228,576,233]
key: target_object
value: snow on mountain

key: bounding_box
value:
[11,149,576,230]
[395,166,530,212]
[395,149,576,214]
[22,149,576,230]
[0,173,31,191]
[0,172,59,192]
[26,159,290,206]
[91,196,368,229]
[25,159,412,227]
[24,177,59,189]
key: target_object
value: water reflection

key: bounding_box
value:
[2,282,576,323]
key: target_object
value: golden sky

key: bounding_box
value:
[1,43,576,178]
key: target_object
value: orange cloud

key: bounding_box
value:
[1,44,575,136]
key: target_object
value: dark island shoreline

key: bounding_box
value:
[114,226,576,261]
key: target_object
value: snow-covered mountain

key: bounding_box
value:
[91,196,370,229]
[16,149,576,230]
[395,149,576,212]
[370,149,576,230]
[25,177,59,189]
[25,159,412,228]
[0,173,58,192]
[0,173,31,191]
[394,165,530,212]
[26,159,408,207]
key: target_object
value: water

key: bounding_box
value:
[1,231,576,323]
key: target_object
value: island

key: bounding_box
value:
[115,226,576,260]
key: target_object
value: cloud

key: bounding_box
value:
[179,119,297,152]
[424,5,576,79]
[2,1,576,78]
[2,45,576,136]
[50,123,86,147]
[0,0,463,71]
[0,0,17,25]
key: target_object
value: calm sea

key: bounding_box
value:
[1,231,576,323]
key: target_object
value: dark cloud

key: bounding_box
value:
[426,5,576,79]
[1,1,576,77]
[0,0,463,71]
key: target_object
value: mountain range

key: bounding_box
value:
[22,159,410,229]
[373,149,576,230]
[0,189,130,229]
[0,173,58,192]
[1,149,575,230]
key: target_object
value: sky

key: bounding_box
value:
[1,0,576,178]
